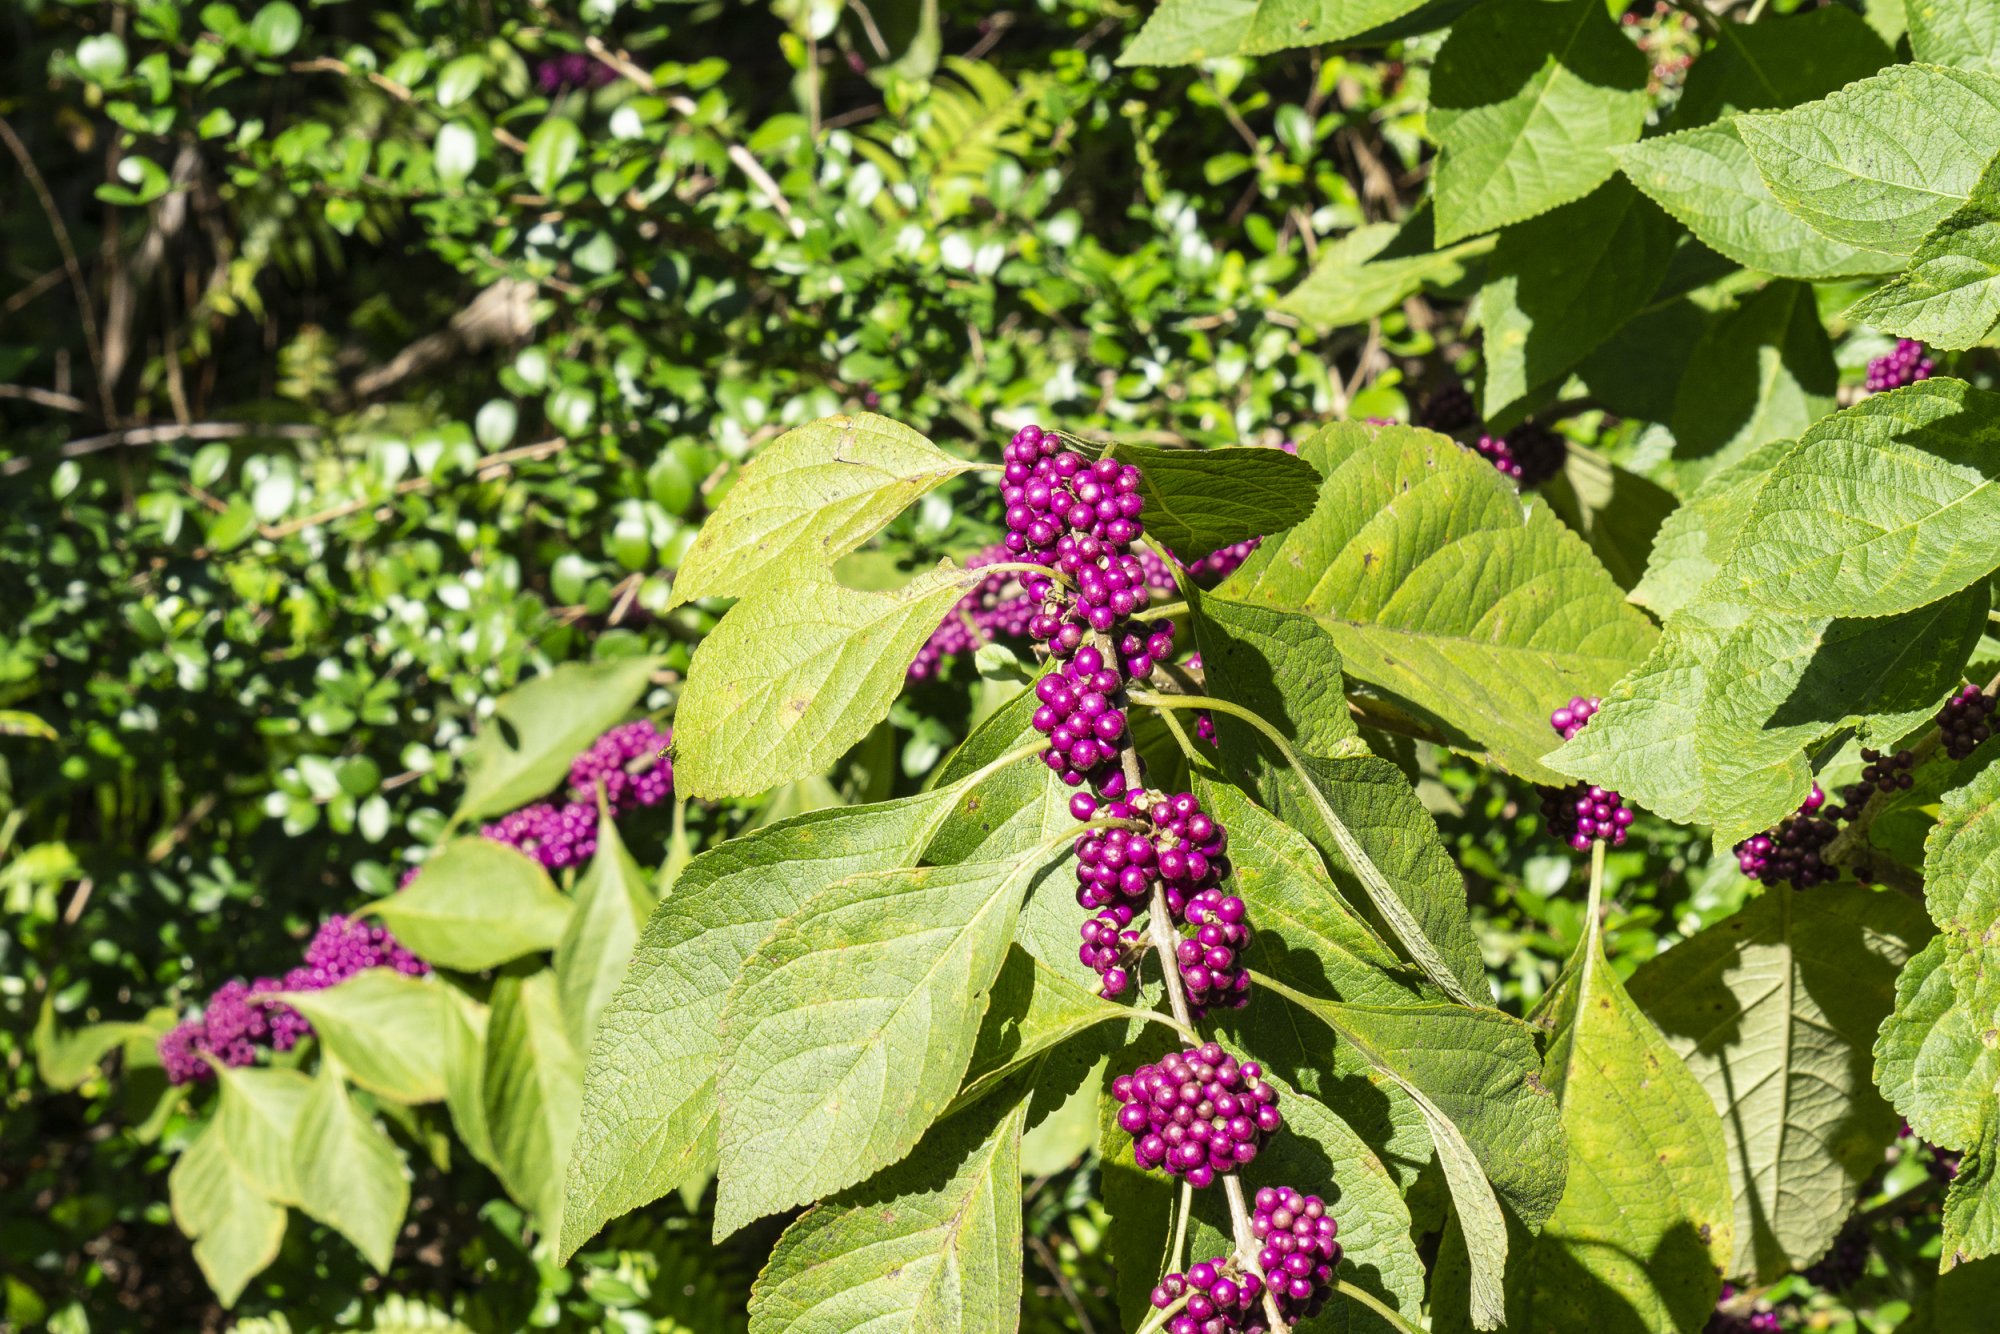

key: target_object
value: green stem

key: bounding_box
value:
[1154,704,1199,764]
[1131,689,1479,1007]
[1333,1279,1429,1334]
[1132,1292,1192,1334]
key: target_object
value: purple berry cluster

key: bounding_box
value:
[1865,339,1934,393]
[1176,889,1252,1015]
[1473,424,1565,487]
[480,719,673,871]
[1418,383,1477,433]
[1150,1258,1271,1334]
[1939,684,1995,760]
[1539,697,1634,850]
[1734,784,1837,889]
[1035,644,1140,786]
[535,52,617,94]
[1852,746,1915,797]
[158,916,428,1084]
[1250,1187,1344,1320]
[1114,1043,1281,1186]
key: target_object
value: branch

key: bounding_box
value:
[2,421,322,476]
[0,114,114,422]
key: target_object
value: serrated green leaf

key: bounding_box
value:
[1667,281,1838,485]
[1189,588,1362,761]
[1478,179,1680,418]
[676,564,990,799]
[1452,909,1733,1333]
[1876,936,2000,1151]
[1118,0,1433,66]
[1106,441,1322,560]
[1910,0,2000,74]
[1737,65,2000,258]
[368,838,572,971]
[555,806,653,1053]
[484,968,582,1233]
[1946,1116,2000,1269]
[524,116,583,194]
[1547,589,1985,845]
[453,656,658,822]
[214,1065,312,1206]
[670,414,975,609]
[294,1058,409,1272]
[1715,379,2000,618]
[1620,125,1904,281]
[1632,436,1798,619]
[1848,150,2000,350]
[275,970,449,1104]
[748,1089,1028,1334]
[1428,0,1650,244]
[1278,214,1495,330]
[169,1121,286,1308]
[1628,885,1932,1281]
[561,787,965,1261]
[1258,977,1567,1228]
[1222,421,1658,785]
[713,853,1050,1237]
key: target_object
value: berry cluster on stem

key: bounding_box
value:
[1864,339,1934,393]
[1418,383,1565,488]
[1001,424,1342,1331]
[1539,697,1634,851]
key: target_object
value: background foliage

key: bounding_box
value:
[4,0,1997,1329]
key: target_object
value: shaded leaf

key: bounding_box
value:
[484,968,583,1232]
[1539,449,1680,595]
[1632,436,1797,620]
[1278,214,1494,330]
[1628,885,1932,1280]
[1107,441,1323,560]
[1667,281,1838,485]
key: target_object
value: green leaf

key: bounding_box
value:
[169,1121,286,1308]
[1449,909,1733,1333]
[435,122,480,186]
[1737,65,2000,258]
[1547,590,1985,845]
[75,32,128,83]
[560,789,962,1261]
[1104,442,1322,561]
[1628,885,1932,1280]
[246,1,301,57]
[293,1058,410,1272]
[1539,451,1681,595]
[713,854,1048,1237]
[1277,214,1495,331]
[1222,422,1658,785]
[1620,125,1904,281]
[441,984,497,1171]
[1946,1116,2000,1270]
[748,1090,1029,1334]
[33,1009,158,1092]
[1666,281,1838,485]
[669,414,975,609]
[1715,379,2000,618]
[1632,436,1798,620]
[275,969,450,1105]
[453,656,658,822]
[555,807,654,1053]
[1303,995,1566,1226]
[1910,0,2000,74]
[1118,0,1433,65]
[214,1066,312,1206]
[953,948,1128,1112]
[1428,0,1650,244]
[1188,589,1362,762]
[435,54,485,109]
[524,116,584,194]
[1848,150,2000,350]
[1671,9,1893,129]
[484,968,583,1233]
[368,838,573,971]
[1477,179,1680,418]
[675,564,991,799]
